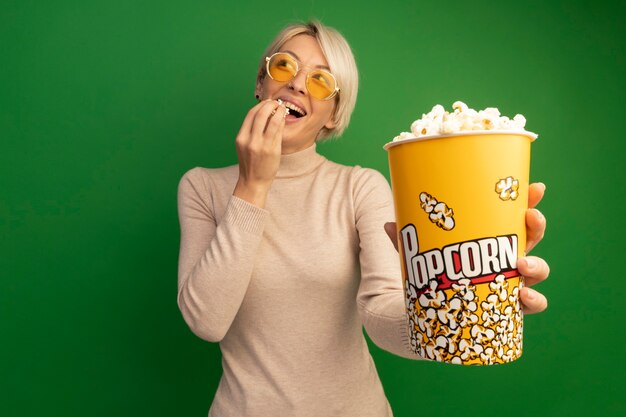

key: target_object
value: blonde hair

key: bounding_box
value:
[256,20,359,140]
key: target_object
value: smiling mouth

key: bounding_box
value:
[288,108,305,118]
[281,100,306,118]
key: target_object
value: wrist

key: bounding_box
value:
[233,179,271,208]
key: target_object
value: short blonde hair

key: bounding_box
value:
[256,20,359,140]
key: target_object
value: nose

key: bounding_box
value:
[288,69,308,96]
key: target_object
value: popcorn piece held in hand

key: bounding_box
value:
[274,99,290,117]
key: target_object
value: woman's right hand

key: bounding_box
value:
[233,100,288,208]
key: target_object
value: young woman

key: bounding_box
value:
[177,20,549,416]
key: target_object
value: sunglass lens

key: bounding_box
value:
[307,71,336,100]
[268,54,297,82]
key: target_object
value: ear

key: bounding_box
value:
[255,74,265,100]
[324,106,337,129]
[324,117,336,130]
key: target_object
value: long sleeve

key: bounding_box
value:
[353,168,425,360]
[177,167,269,342]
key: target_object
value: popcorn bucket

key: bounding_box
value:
[384,132,537,365]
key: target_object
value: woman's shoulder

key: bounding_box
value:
[323,159,390,187]
[181,164,238,181]
[178,164,239,195]
[319,160,392,207]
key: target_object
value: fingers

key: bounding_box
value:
[528,182,545,209]
[233,99,287,196]
[236,100,287,167]
[517,256,550,287]
[265,104,287,143]
[250,100,283,137]
[273,109,286,149]
[236,99,273,145]
[518,256,549,313]
[525,208,546,253]
[522,185,549,315]
[526,182,546,253]
[520,286,548,314]
[384,222,398,251]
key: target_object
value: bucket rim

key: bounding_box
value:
[383,130,538,151]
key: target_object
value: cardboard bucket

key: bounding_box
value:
[385,131,537,365]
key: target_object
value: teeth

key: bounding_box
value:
[275,99,290,116]
[275,99,306,116]
[283,101,306,116]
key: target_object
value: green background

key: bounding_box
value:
[2,0,625,416]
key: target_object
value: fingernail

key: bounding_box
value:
[539,182,546,192]
[525,257,536,270]
[532,208,544,222]
[526,288,536,300]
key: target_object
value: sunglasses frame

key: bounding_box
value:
[265,52,340,101]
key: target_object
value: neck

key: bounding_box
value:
[280,139,317,155]
[275,143,325,179]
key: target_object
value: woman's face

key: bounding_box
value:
[256,34,337,154]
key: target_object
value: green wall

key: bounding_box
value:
[2,0,624,415]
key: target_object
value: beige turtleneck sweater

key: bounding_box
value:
[177,144,422,417]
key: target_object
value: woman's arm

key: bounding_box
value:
[177,168,269,342]
[177,100,286,342]
[352,168,424,359]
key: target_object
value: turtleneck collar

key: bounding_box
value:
[275,143,326,179]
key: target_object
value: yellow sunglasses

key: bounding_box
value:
[265,52,340,101]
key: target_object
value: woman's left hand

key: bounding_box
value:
[384,182,549,315]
